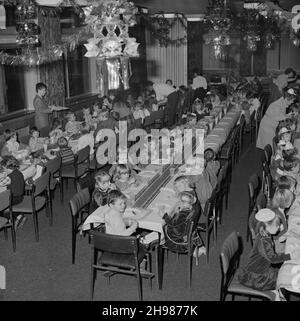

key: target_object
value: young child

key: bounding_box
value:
[57,137,75,166]
[204,148,220,189]
[28,127,48,152]
[104,189,138,236]
[238,208,300,298]
[76,122,94,159]
[283,155,300,181]
[49,118,63,145]
[277,127,293,145]
[1,129,20,157]
[161,191,200,253]
[92,103,101,118]
[132,101,150,120]
[113,164,139,192]
[184,113,197,128]
[82,107,93,128]
[270,188,294,250]
[92,171,116,210]
[65,112,80,136]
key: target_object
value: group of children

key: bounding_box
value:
[237,110,300,300]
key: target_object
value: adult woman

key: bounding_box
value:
[267,74,288,106]
[256,88,297,150]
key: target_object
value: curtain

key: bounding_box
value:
[38,7,65,106]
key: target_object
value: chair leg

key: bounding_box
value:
[33,212,39,242]
[72,230,76,264]
[11,224,16,252]
[90,266,96,301]
[188,253,193,288]
[206,233,210,264]
[137,270,143,301]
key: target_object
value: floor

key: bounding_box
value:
[0,133,263,301]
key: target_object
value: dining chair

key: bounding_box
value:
[12,172,51,242]
[215,161,228,225]
[69,187,91,264]
[264,144,273,167]
[0,190,16,252]
[61,145,90,192]
[239,114,246,159]
[255,190,267,211]
[233,124,241,164]
[90,230,154,301]
[162,205,202,288]
[197,188,218,264]
[262,162,273,200]
[247,173,261,243]
[46,156,63,204]
[219,231,274,301]
[89,143,103,173]
[77,172,96,198]
[249,110,256,143]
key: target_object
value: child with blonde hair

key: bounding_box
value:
[65,112,80,136]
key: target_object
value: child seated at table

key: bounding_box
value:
[65,112,80,136]
[104,189,138,236]
[76,122,94,159]
[275,175,297,194]
[0,155,26,228]
[132,101,150,120]
[184,113,197,128]
[1,129,20,157]
[82,107,93,128]
[57,137,74,166]
[204,148,220,189]
[92,103,101,118]
[49,118,63,145]
[28,127,48,152]
[162,191,201,253]
[113,164,139,192]
[237,208,300,299]
[282,155,300,181]
[92,171,116,210]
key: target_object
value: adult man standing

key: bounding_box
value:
[33,82,53,130]
[146,81,179,127]
[192,68,207,101]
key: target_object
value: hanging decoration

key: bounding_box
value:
[204,0,233,60]
[138,11,187,47]
[257,1,300,47]
[239,7,262,52]
[0,0,68,66]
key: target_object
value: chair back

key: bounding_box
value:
[203,188,217,230]
[262,162,272,199]
[77,172,95,196]
[256,190,267,210]
[90,230,139,255]
[220,231,242,298]
[248,174,261,213]
[264,144,273,166]
[77,145,90,165]
[0,189,10,212]
[33,171,50,197]
[46,156,61,175]
[69,187,90,217]
[217,161,228,189]
[249,110,256,125]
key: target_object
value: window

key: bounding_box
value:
[0,49,26,116]
[64,44,90,97]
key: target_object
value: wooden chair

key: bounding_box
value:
[220,231,274,301]
[0,190,16,252]
[255,190,267,211]
[69,188,91,264]
[162,205,202,288]
[264,144,273,167]
[12,172,51,242]
[249,110,256,143]
[262,162,273,200]
[77,172,96,197]
[197,189,218,264]
[216,161,228,225]
[46,156,63,204]
[90,230,153,301]
[61,145,90,192]
[247,174,261,243]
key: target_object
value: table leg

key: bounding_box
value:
[156,243,164,290]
